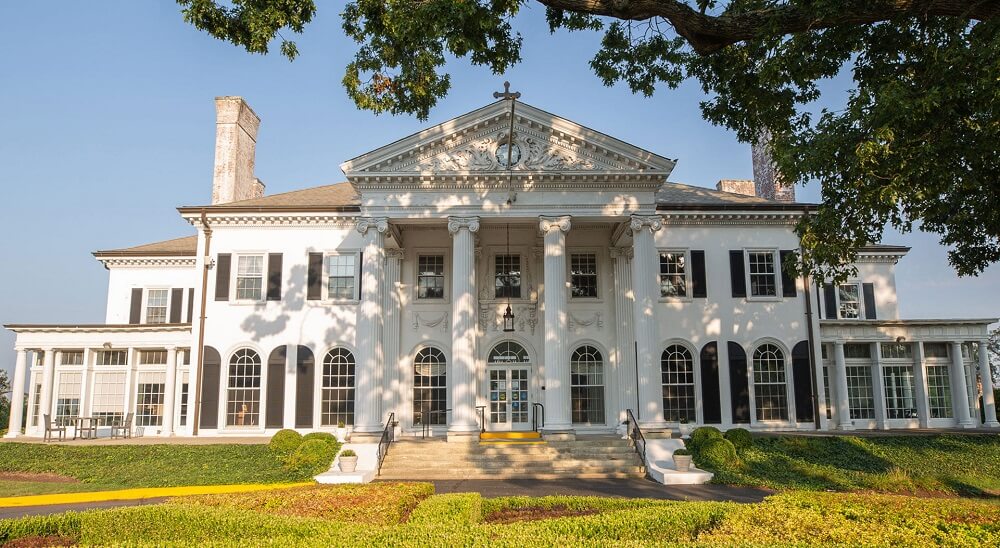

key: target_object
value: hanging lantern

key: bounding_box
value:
[502,304,515,332]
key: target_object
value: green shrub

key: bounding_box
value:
[723,428,753,452]
[285,439,337,475]
[697,438,740,471]
[688,426,723,452]
[268,429,303,459]
[672,448,692,456]
[340,449,357,457]
[303,432,338,446]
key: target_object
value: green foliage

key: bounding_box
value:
[697,438,740,471]
[176,0,315,61]
[672,448,692,456]
[0,443,310,494]
[268,429,303,459]
[723,428,753,452]
[285,439,337,475]
[340,449,357,457]
[408,493,482,526]
[302,432,337,446]
[687,426,723,452]
[0,369,10,437]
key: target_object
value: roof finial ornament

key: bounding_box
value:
[493,81,521,100]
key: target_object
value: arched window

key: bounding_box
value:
[227,348,261,427]
[321,348,355,426]
[753,343,788,421]
[571,346,605,424]
[413,347,447,426]
[488,341,529,364]
[661,345,696,422]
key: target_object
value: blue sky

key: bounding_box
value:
[1,2,997,380]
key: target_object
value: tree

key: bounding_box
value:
[989,326,1000,385]
[175,1,1000,280]
[0,369,11,435]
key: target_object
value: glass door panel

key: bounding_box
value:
[510,368,529,427]
[489,369,508,425]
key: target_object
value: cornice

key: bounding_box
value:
[97,257,197,269]
[349,173,666,189]
[181,214,358,227]
[659,211,804,226]
[5,323,194,334]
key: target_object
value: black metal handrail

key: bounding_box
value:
[531,402,545,432]
[417,408,451,439]
[376,412,395,476]
[475,406,486,433]
[625,409,647,475]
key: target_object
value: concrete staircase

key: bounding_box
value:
[378,435,645,480]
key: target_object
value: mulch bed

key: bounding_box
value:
[3,535,77,547]
[485,505,602,524]
[0,472,79,484]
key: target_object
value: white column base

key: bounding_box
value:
[985,421,1000,428]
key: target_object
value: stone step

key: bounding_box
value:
[382,456,640,468]
[377,470,646,480]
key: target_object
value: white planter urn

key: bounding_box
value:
[339,455,358,473]
[673,454,693,472]
[336,427,347,442]
[678,423,694,438]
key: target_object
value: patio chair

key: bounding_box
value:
[111,412,134,439]
[43,414,66,442]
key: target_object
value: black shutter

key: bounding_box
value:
[728,342,751,423]
[729,251,746,298]
[792,341,815,422]
[862,283,877,319]
[700,342,721,424]
[691,250,707,298]
[187,288,195,323]
[823,285,837,320]
[128,288,143,324]
[169,288,183,323]
[266,346,286,428]
[199,346,221,429]
[780,250,797,297]
[295,346,315,428]
[215,254,231,301]
[307,253,323,300]
[266,253,283,301]
[357,252,363,300]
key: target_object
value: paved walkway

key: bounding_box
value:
[423,478,771,502]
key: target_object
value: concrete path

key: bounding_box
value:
[421,478,771,502]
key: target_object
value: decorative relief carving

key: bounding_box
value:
[404,129,600,173]
[356,217,389,235]
[608,246,634,260]
[478,303,538,335]
[568,312,603,331]
[412,312,449,332]
[538,215,572,233]
[447,216,481,234]
[386,249,405,260]
[629,215,663,233]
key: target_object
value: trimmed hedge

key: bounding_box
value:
[697,438,740,471]
[723,428,753,452]
[687,426,723,452]
[268,429,303,459]
[285,439,337,475]
[302,432,338,446]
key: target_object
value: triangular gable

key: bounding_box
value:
[340,101,676,179]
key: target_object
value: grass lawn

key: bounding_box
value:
[1,484,998,546]
[702,433,1000,496]
[0,442,331,495]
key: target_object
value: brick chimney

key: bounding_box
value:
[716,179,757,197]
[211,96,261,205]
[751,130,795,202]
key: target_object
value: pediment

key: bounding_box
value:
[340,101,676,179]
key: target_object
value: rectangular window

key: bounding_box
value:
[30,383,42,427]
[417,255,445,299]
[747,251,778,297]
[235,255,264,301]
[923,343,950,359]
[843,343,871,359]
[55,372,82,426]
[495,254,521,299]
[883,364,918,419]
[326,254,357,300]
[838,284,861,319]
[60,351,84,365]
[821,363,832,420]
[881,343,913,360]
[96,350,128,366]
[179,372,190,427]
[138,350,167,365]
[926,363,953,419]
[658,252,687,298]
[135,372,166,427]
[145,289,169,324]
[846,364,875,419]
[570,253,598,298]
[91,372,126,426]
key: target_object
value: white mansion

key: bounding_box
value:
[5,96,998,441]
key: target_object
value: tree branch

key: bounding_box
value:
[536,0,1000,53]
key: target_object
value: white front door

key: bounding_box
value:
[487,366,531,431]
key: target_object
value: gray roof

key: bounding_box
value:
[94,235,198,257]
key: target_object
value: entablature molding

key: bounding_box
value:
[819,319,996,342]
[97,257,197,269]
[659,211,804,226]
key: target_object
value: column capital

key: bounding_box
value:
[609,246,634,260]
[356,217,389,235]
[629,215,663,234]
[386,249,405,260]
[538,215,572,234]
[447,216,480,234]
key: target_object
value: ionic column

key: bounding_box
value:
[913,342,930,427]
[832,341,854,430]
[353,217,388,436]
[978,340,999,427]
[950,341,976,428]
[382,249,404,425]
[39,348,55,422]
[448,217,480,440]
[630,215,668,430]
[610,247,635,424]
[5,349,28,438]
[539,215,573,434]
[162,347,178,436]
[870,342,888,429]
